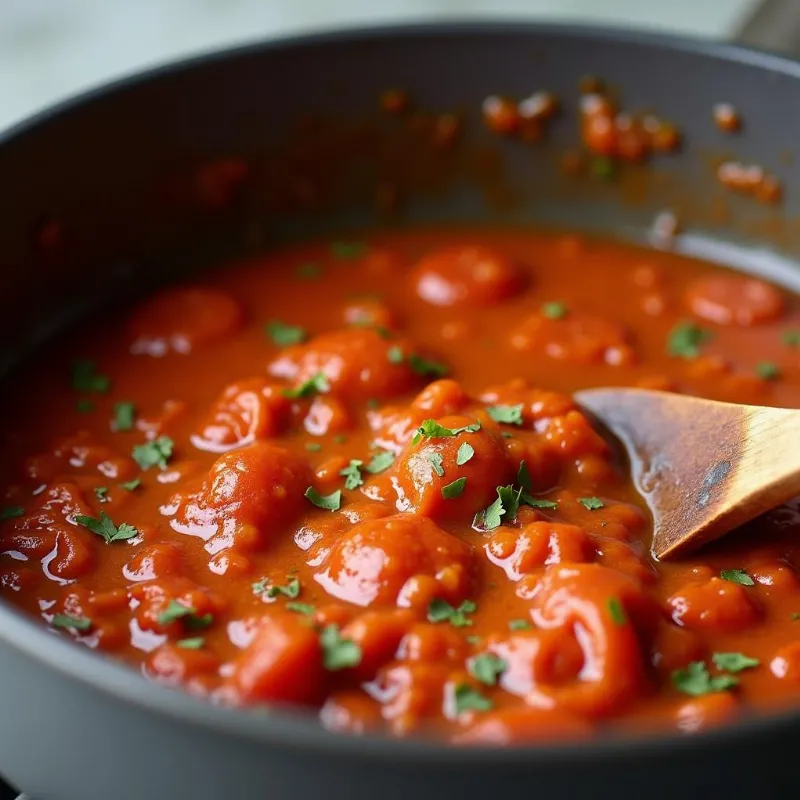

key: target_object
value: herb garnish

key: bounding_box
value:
[667,321,713,359]
[607,597,627,626]
[756,361,781,381]
[0,506,24,521]
[720,568,754,586]
[456,442,475,466]
[286,602,316,616]
[71,360,110,393]
[412,419,481,445]
[453,684,493,714]
[486,404,523,426]
[113,401,135,432]
[509,619,532,631]
[366,450,395,474]
[407,353,448,378]
[541,301,568,320]
[120,479,141,492]
[305,487,342,511]
[672,661,739,696]
[319,624,362,670]
[579,497,605,511]
[339,460,364,490]
[283,372,330,399]
[94,487,109,503]
[51,613,92,632]
[177,637,205,649]
[469,653,507,686]
[712,652,760,673]
[74,511,138,544]
[441,477,467,499]
[426,452,445,477]
[330,241,367,260]
[782,330,800,348]
[156,600,213,629]
[132,436,174,470]
[428,598,476,627]
[266,320,307,346]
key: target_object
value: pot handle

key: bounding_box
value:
[735,0,800,53]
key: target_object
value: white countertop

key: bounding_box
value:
[0,0,758,133]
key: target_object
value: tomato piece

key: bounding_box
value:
[129,287,243,356]
[410,246,524,307]
[685,274,785,326]
[667,577,759,633]
[454,706,591,745]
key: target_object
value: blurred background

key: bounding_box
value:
[0,0,776,134]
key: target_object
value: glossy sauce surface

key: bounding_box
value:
[3,227,800,745]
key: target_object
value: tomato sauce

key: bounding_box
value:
[3,227,800,745]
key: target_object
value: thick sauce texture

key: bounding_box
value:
[4,228,800,745]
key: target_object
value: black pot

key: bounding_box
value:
[3,21,800,800]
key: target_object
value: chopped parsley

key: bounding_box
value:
[339,460,364,490]
[441,477,467,499]
[590,156,615,180]
[792,612,800,621]
[266,320,307,346]
[319,624,362,670]
[474,485,522,531]
[517,460,532,490]
[366,398,379,410]
[579,496,605,511]
[387,345,404,365]
[667,321,713,359]
[455,442,475,466]
[509,618,532,631]
[408,353,448,378]
[156,600,213,629]
[672,661,739,696]
[486,403,524,426]
[712,652,760,673]
[607,597,627,626]
[120,478,141,492]
[295,262,321,280]
[113,401,136,432]
[0,506,24,521]
[756,361,781,381]
[426,452,445,477]
[412,419,481,445]
[305,487,342,511]
[283,372,330,399]
[76,399,95,413]
[521,494,558,510]
[330,241,367,260]
[541,301,568,320]
[428,598,476,628]
[177,637,205,649]
[720,568,754,586]
[366,450,395,474]
[94,486,109,503]
[51,613,92,632]
[286,602,316,616]
[469,653,507,687]
[782,330,800,347]
[132,436,173,470]
[306,442,323,452]
[268,577,301,599]
[74,511,138,544]
[71,360,110,394]
[453,684,493,714]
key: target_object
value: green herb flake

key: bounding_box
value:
[113,401,136,432]
[76,399,95,413]
[71,360,110,394]
[366,398,380,410]
[319,624,362,671]
[156,600,213,629]
[132,436,174,471]
[667,321,713,359]
[305,487,342,511]
[509,619,532,631]
[177,637,205,650]
[412,419,481,445]
[579,496,605,511]
[283,372,330,399]
[94,486,109,503]
[520,493,558,511]
[286,602,316,616]
[486,403,524,426]
[607,597,627,626]
[267,576,301,600]
[295,262,321,280]
[672,661,739,697]
[792,612,800,621]
[266,320,307,347]
[305,442,323,452]
[456,442,475,466]
[756,361,781,381]
[74,511,138,544]
[782,329,800,347]
[474,485,524,531]
[441,477,467,499]
[408,353,449,378]
[541,301,568,320]
[453,684,493,714]
[426,452,445,477]
[366,449,395,474]
[387,345,405,365]
[51,613,92,632]
[333,434,347,445]
[590,156,616,181]
[120,479,141,492]
[330,241,368,260]
[712,652,760,673]
[339,460,364,490]
[469,653,507,687]
[721,568,754,586]
[428,598,477,628]
[0,505,24,521]
[516,460,532,490]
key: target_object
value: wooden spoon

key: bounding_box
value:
[574,388,800,560]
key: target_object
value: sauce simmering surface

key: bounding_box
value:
[4,227,800,744]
